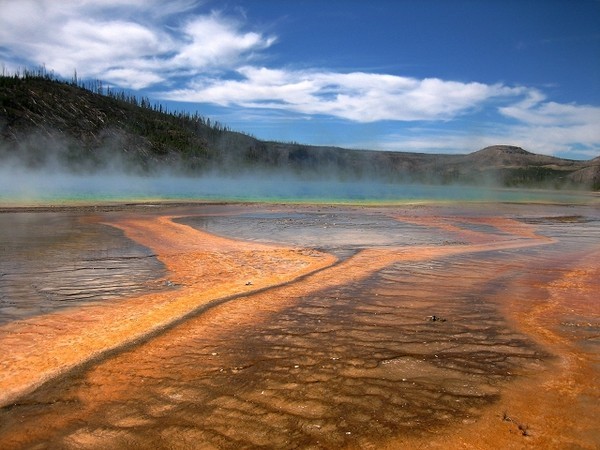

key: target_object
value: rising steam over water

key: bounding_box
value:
[1,167,596,205]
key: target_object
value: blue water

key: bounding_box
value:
[0,171,597,205]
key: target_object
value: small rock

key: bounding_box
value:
[428,315,446,322]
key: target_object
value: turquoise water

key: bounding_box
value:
[1,172,597,205]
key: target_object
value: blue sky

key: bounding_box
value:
[1,0,599,159]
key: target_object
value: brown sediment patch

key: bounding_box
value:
[0,212,166,324]
[383,241,600,449]
[0,213,337,407]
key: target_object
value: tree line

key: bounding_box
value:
[1,64,236,136]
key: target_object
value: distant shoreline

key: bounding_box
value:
[1,189,599,213]
[0,200,235,213]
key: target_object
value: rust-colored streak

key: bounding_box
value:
[394,214,551,244]
[0,211,549,408]
[0,214,337,407]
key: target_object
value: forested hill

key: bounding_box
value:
[1,73,598,190]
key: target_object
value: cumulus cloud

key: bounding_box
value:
[0,0,274,89]
[165,66,522,122]
[172,17,276,69]
[0,0,523,123]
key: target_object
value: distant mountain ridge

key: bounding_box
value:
[1,74,598,190]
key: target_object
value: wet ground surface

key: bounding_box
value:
[0,256,547,449]
[176,209,448,259]
[0,202,599,449]
[0,212,165,324]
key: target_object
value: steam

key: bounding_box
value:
[0,131,595,206]
[1,165,594,206]
[0,166,411,203]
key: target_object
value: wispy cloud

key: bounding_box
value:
[343,128,507,155]
[355,106,600,159]
[497,90,600,157]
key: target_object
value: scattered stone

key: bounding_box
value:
[428,315,446,322]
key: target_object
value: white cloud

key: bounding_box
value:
[163,64,599,158]
[357,106,600,158]
[102,68,166,90]
[345,131,505,155]
[503,123,600,158]
[165,66,521,122]
[499,90,600,127]
[0,0,274,89]
[495,90,600,156]
[172,15,276,69]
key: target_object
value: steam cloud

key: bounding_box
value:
[0,132,593,205]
